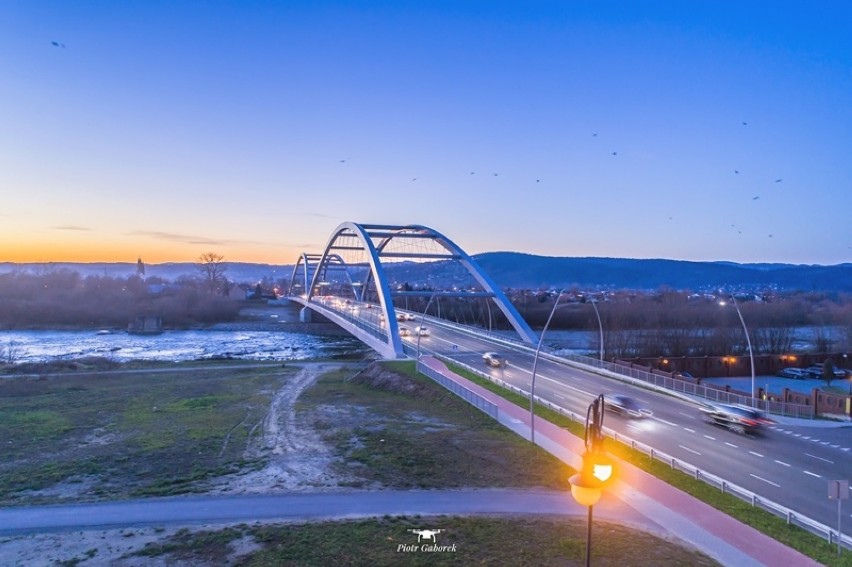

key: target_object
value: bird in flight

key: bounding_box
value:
[742,121,748,126]
[775,178,783,183]
[611,151,618,156]
[51,41,65,48]
[734,170,739,174]
[752,196,760,200]
[411,178,417,182]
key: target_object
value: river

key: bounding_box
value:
[0,329,370,364]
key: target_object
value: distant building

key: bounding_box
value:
[136,258,145,277]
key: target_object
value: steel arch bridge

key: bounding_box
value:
[286,222,536,358]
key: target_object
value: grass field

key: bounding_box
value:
[132,515,718,566]
[0,361,283,504]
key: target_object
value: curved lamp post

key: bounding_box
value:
[720,295,756,407]
[569,394,615,567]
[589,298,604,364]
[415,291,438,366]
[530,290,566,444]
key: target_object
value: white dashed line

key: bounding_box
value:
[725,442,739,448]
[652,416,678,427]
[774,460,791,467]
[703,435,716,440]
[553,394,565,400]
[678,412,696,420]
[749,451,764,458]
[804,471,822,478]
[750,474,781,488]
[683,428,696,433]
[806,453,834,464]
[679,445,701,456]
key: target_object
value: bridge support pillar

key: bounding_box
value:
[299,307,313,323]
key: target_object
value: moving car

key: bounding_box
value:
[482,352,506,368]
[603,394,652,418]
[699,403,774,435]
[398,326,411,336]
[415,326,430,336]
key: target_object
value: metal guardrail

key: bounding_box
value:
[425,351,852,552]
[417,361,499,420]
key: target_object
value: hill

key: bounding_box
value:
[1,255,849,293]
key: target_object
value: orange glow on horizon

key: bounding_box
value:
[0,240,302,265]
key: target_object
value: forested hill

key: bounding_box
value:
[1,255,850,292]
[470,253,852,293]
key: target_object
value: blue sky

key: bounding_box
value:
[2,1,851,265]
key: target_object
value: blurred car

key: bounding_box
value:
[398,326,411,336]
[396,313,406,321]
[404,313,416,321]
[603,394,652,418]
[415,326,430,336]
[482,352,506,368]
[699,403,774,435]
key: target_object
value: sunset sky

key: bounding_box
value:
[2,2,851,266]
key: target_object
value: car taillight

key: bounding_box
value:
[741,419,758,426]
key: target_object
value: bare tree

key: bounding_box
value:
[197,252,228,295]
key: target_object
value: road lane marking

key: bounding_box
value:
[683,427,696,433]
[539,375,594,397]
[806,453,834,464]
[774,460,791,467]
[678,412,696,420]
[678,445,701,455]
[703,435,716,440]
[626,423,643,432]
[750,474,781,488]
[804,471,822,478]
[749,451,764,458]
[724,442,739,448]
[652,416,678,427]
[553,394,565,400]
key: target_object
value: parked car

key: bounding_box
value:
[699,403,774,435]
[482,352,506,368]
[776,367,810,379]
[603,394,652,418]
[805,364,847,379]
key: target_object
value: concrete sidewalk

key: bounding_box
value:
[420,356,821,567]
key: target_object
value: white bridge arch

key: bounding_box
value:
[287,222,536,358]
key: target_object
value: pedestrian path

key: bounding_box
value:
[420,356,822,567]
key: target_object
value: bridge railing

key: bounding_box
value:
[424,349,851,552]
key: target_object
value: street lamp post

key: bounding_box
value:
[569,394,615,567]
[720,295,756,407]
[589,298,604,364]
[415,291,438,366]
[530,290,565,444]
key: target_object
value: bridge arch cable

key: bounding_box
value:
[302,222,536,351]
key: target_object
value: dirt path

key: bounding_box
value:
[208,362,352,493]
